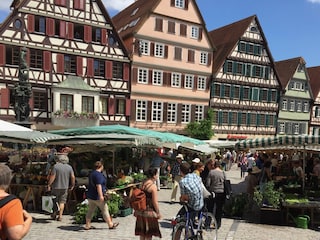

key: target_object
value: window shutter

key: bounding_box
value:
[147,101,152,122]
[193,76,197,90]
[177,104,182,124]
[0,45,5,66]
[101,29,107,45]
[60,21,66,38]
[148,70,152,85]
[164,45,168,59]
[67,22,74,39]
[125,98,131,116]
[180,24,187,36]
[46,18,55,36]
[87,58,94,77]
[123,63,130,81]
[198,28,203,41]
[74,0,85,10]
[131,100,136,121]
[170,0,175,7]
[56,54,64,73]
[185,0,189,9]
[108,98,115,115]
[163,102,168,123]
[43,51,52,72]
[230,85,235,99]
[132,68,137,83]
[210,82,215,97]
[105,61,113,79]
[207,53,212,66]
[150,43,155,56]
[218,111,222,125]
[84,25,92,43]
[191,105,196,122]
[76,56,83,76]
[0,88,10,108]
[27,15,35,33]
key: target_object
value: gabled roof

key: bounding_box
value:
[307,66,320,98]
[53,76,98,92]
[274,57,305,89]
[112,0,160,39]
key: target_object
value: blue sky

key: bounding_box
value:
[0,0,319,67]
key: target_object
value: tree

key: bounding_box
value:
[185,109,214,140]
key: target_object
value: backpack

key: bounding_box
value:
[0,195,16,208]
[130,183,152,211]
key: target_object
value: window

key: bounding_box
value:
[112,62,123,79]
[191,26,199,39]
[181,104,190,123]
[54,19,60,36]
[155,18,163,32]
[279,122,285,134]
[197,76,206,90]
[297,101,302,112]
[136,100,147,121]
[195,105,204,122]
[60,94,73,111]
[171,73,181,87]
[6,46,20,65]
[29,49,43,69]
[234,86,240,99]
[152,70,163,85]
[225,61,233,73]
[175,0,185,8]
[168,21,175,34]
[33,91,46,110]
[236,62,244,75]
[138,68,148,84]
[185,75,194,89]
[243,87,250,100]
[303,101,309,112]
[282,99,287,110]
[293,123,299,134]
[260,89,268,101]
[64,55,76,73]
[94,59,105,77]
[116,99,125,114]
[100,97,108,114]
[82,96,94,113]
[154,43,164,57]
[214,83,221,97]
[152,102,163,122]
[289,100,295,111]
[35,16,45,33]
[92,27,101,43]
[167,103,177,123]
[200,52,208,65]
[174,47,182,61]
[74,23,84,40]
[140,40,150,55]
[253,65,262,78]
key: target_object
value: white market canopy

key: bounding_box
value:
[204,139,237,149]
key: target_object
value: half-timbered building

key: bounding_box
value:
[112,0,214,133]
[275,57,313,135]
[307,66,320,136]
[0,0,131,130]
[208,15,281,140]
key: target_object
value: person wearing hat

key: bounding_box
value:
[190,157,200,172]
[245,166,261,198]
[170,154,184,203]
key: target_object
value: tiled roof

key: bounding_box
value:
[208,15,255,73]
[53,76,98,91]
[307,66,320,98]
[112,0,160,39]
[274,57,304,89]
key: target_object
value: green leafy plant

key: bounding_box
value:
[74,201,98,224]
[131,173,146,182]
[253,181,283,209]
[106,192,123,216]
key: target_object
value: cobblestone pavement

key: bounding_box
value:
[23,165,320,240]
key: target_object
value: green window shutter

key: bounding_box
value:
[237,112,241,126]
[264,66,270,79]
[245,43,249,53]
[218,111,222,125]
[316,107,319,117]
[252,88,258,101]
[267,89,272,102]
[230,85,235,99]
[223,62,227,73]
[256,114,260,126]
[246,64,251,77]
[232,62,237,74]
[247,113,251,125]
[221,84,225,97]
[266,115,269,126]
[210,83,215,97]
[228,112,232,124]
[240,86,244,100]
[254,45,258,55]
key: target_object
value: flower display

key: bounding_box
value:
[53,110,99,120]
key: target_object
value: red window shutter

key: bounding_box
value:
[130,100,136,121]
[67,22,74,40]
[59,0,67,6]
[125,98,131,116]
[74,0,85,10]
[56,54,64,73]
[132,68,137,83]
[43,51,52,72]
[108,98,115,115]
[87,58,94,77]
[46,18,55,36]
[0,44,5,66]
[101,29,107,45]
[105,61,113,79]
[77,56,83,76]
[84,25,92,43]
[0,88,10,108]
[123,63,130,81]
[27,15,35,33]
[60,21,66,38]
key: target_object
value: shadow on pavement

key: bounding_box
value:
[31,217,51,224]
[58,225,90,231]
[159,219,173,229]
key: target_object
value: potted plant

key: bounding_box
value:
[106,192,123,217]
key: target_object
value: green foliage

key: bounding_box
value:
[131,173,147,182]
[223,193,249,217]
[74,202,98,224]
[185,109,214,140]
[253,181,283,208]
[107,192,124,216]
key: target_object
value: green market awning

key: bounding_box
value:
[235,135,320,151]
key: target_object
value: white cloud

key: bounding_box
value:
[307,0,320,3]
[102,0,135,11]
[0,0,12,12]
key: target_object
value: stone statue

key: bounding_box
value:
[14,47,32,122]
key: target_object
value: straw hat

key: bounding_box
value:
[176,154,184,160]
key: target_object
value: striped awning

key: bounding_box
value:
[0,131,65,144]
[235,135,320,151]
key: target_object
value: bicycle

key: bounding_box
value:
[171,201,218,240]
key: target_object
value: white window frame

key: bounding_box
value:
[136,100,147,121]
[289,100,295,111]
[303,102,309,112]
[282,99,287,111]
[195,105,204,122]
[184,75,194,89]
[152,70,163,86]
[167,103,177,123]
[175,0,185,8]
[154,43,164,57]
[191,26,199,39]
[171,72,181,87]
[294,123,299,134]
[181,104,191,123]
[139,40,150,55]
[152,101,163,122]
[197,76,206,90]
[200,52,208,65]
[297,101,302,112]
[138,68,148,84]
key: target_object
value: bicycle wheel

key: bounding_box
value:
[199,212,218,240]
[172,222,193,240]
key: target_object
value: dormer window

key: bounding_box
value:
[175,0,185,8]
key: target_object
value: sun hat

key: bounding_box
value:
[192,158,201,163]
[176,154,184,160]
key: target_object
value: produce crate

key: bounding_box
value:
[119,208,133,217]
